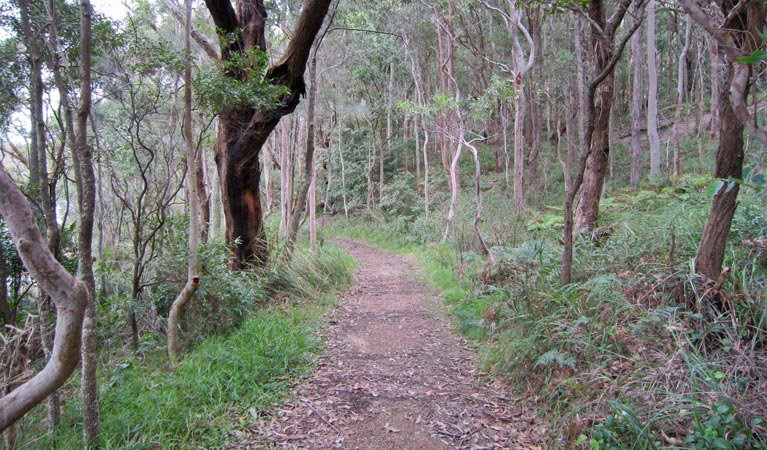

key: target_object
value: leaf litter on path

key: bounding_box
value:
[228,240,546,449]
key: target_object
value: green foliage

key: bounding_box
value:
[379,173,420,219]
[22,245,353,448]
[25,308,319,449]
[685,402,766,450]
[194,45,289,113]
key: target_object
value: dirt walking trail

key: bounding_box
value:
[237,240,545,449]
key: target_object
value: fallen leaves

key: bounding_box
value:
[227,241,547,449]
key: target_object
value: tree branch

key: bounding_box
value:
[160,0,221,63]
[202,0,238,36]
[0,164,86,431]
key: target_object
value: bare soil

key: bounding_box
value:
[232,240,545,449]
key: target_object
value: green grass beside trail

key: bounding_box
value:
[20,244,355,450]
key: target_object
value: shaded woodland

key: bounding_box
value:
[1,0,766,447]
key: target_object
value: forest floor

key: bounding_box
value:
[229,239,546,449]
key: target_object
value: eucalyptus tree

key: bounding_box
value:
[563,0,643,283]
[168,0,200,363]
[573,0,642,234]
[0,0,94,435]
[680,0,767,283]
[201,0,332,267]
[646,0,661,179]
[0,163,87,435]
[479,0,535,213]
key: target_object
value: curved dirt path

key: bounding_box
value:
[236,240,544,449]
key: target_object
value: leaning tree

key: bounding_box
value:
[203,0,332,267]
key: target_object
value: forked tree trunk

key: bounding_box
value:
[564,0,638,283]
[575,0,635,233]
[204,0,331,268]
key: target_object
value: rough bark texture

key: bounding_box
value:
[563,0,638,282]
[0,166,87,432]
[203,0,331,268]
[681,0,766,280]
[74,1,99,445]
[574,0,629,233]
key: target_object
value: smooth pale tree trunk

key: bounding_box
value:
[263,144,274,216]
[423,127,430,220]
[204,0,331,268]
[503,107,510,186]
[26,0,63,430]
[288,50,320,252]
[442,132,464,243]
[379,60,394,201]
[465,139,495,265]
[414,113,421,192]
[211,161,222,238]
[309,157,317,248]
[0,165,87,433]
[709,39,720,139]
[337,115,349,219]
[630,12,644,186]
[168,0,200,364]
[479,0,536,213]
[673,16,693,178]
[647,0,662,179]
[279,121,291,234]
[575,14,587,157]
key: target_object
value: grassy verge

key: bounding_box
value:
[18,244,355,449]
[325,174,767,449]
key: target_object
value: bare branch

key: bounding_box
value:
[159,0,221,63]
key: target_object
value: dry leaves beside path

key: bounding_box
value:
[232,240,546,449]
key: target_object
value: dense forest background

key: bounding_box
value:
[1,0,766,448]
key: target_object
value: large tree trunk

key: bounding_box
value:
[204,0,331,268]
[696,90,743,280]
[574,0,622,233]
[686,0,766,280]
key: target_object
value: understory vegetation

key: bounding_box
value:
[16,243,354,449]
[326,139,767,449]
